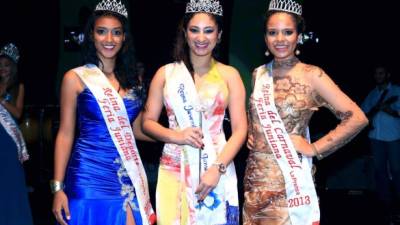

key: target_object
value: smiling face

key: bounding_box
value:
[0,56,15,83]
[265,12,299,61]
[93,15,125,61]
[185,13,221,58]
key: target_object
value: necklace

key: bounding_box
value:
[271,57,300,78]
[272,57,300,70]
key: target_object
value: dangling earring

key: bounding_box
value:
[295,49,300,55]
[265,50,270,57]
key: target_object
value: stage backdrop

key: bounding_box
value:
[228,0,267,101]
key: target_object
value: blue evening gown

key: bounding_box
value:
[0,123,33,225]
[63,87,143,225]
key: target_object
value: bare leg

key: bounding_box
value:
[126,205,136,225]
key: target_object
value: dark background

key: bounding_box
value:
[1,0,398,224]
[1,0,398,105]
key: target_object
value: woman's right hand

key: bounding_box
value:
[52,191,70,225]
[176,127,203,149]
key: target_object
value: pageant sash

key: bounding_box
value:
[252,63,320,225]
[0,103,29,162]
[73,65,156,225]
[165,62,238,225]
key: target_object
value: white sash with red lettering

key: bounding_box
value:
[252,63,320,225]
[0,104,29,162]
[165,62,238,225]
[73,64,155,225]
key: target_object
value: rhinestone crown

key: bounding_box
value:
[268,0,302,16]
[95,0,128,18]
[0,43,20,63]
[186,0,223,16]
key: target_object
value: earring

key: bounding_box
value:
[265,50,270,56]
[295,49,300,55]
[297,34,304,44]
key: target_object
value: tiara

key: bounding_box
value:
[185,0,223,16]
[95,0,128,18]
[0,43,20,63]
[268,0,302,16]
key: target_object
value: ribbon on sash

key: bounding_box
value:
[252,63,320,225]
[0,103,29,163]
[164,62,238,225]
[73,64,156,225]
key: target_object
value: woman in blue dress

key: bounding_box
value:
[0,43,33,225]
[51,1,155,224]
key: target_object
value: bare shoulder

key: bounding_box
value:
[63,69,80,82]
[154,65,167,77]
[151,64,167,83]
[62,69,84,93]
[147,65,169,94]
[298,63,332,89]
[300,63,328,80]
[299,63,321,77]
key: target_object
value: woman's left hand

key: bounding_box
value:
[195,166,221,202]
[290,134,314,157]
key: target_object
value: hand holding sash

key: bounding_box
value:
[194,104,218,201]
[163,62,237,224]
[175,127,203,148]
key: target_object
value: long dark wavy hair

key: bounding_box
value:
[173,12,223,75]
[82,10,138,90]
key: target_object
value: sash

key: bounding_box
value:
[165,62,238,225]
[252,63,320,225]
[0,103,29,162]
[73,65,156,225]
